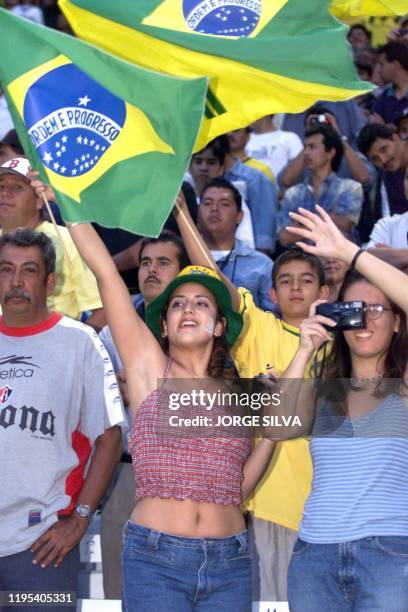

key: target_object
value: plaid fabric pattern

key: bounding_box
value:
[129,386,252,506]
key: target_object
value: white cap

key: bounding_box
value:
[0,157,31,181]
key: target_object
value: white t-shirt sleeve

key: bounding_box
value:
[366,217,393,248]
[286,132,303,160]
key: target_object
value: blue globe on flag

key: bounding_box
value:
[183,1,262,37]
[23,63,126,178]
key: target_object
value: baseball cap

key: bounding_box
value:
[145,265,243,347]
[0,157,31,181]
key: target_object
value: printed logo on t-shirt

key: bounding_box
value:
[0,405,56,438]
[0,355,41,380]
[0,386,12,403]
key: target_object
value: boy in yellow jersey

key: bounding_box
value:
[174,194,329,603]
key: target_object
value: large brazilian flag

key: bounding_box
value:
[60,0,371,151]
[331,0,407,19]
[0,9,207,235]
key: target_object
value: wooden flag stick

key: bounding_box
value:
[174,198,216,271]
[40,192,72,268]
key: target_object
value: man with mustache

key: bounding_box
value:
[0,157,104,330]
[99,229,189,599]
[0,227,123,608]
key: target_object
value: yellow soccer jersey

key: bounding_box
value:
[231,288,312,531]
[36,221,102,319]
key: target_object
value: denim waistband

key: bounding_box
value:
[124,520,248,552]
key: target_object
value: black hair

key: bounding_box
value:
[305,104,334,121]
[355,61,373,79]
[193,135,230,165]
[357,123,396,156]
[347,24,372,44]
[139,230,190,270]
[304,124,344,172]
[200,177,242,212]
[0,228,56,278]
[272,246,326,288]
[378,41,408,71]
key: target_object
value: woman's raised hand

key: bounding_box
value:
[287,205,356,262]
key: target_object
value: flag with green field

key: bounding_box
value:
[0,9,207,235]
[60,0,371,151]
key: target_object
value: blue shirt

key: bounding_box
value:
[300,393,408,543]
[277,173,363,235]
[225,158,278,252]
[373,84,408,125]
[212,239,274,311]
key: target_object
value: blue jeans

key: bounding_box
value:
[122,521,252,611]
[288,536,408,611]
[0,544,79,611]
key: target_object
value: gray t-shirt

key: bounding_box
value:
[0,313,124,557]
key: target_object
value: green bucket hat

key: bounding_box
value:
[145,265,243,347]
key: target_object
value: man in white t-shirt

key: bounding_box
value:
[0,227,123,608]
[246,114,303,177]
[365,168,408,272]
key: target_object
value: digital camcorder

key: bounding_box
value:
[316,301,366,331]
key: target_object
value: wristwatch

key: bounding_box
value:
[75,504,94,522]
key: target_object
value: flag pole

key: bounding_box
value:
[174,198,216,271]
[40,192,72,268]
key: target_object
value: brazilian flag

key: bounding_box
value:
[0,9,207,235]
[331,0,407,19]
[60,0,371,151]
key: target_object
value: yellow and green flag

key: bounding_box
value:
[331,0,407,19]
[0,9,207,235]
[60,0,371,151]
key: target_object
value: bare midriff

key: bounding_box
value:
[130,497,246,538]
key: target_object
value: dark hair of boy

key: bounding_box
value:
[200,177,243,212]
[272,246,326,288]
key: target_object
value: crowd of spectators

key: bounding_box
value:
[1,4,408,607]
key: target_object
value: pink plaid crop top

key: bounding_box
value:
[128,360,252,506]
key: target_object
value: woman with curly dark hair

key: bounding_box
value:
[282,206,408,612]
[57,212,278,611]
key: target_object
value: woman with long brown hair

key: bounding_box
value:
[283,205,408,612]
[57,214,279,611]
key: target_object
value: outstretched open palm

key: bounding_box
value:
[287,205,352,260]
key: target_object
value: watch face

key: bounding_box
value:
[77,504,92,518]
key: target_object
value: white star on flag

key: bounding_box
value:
[61,166,67,174]
[43,152,52,163]
[53,161,60,170]
[61,136,68,143]
[76,136,83,144]
[78,95,91,107]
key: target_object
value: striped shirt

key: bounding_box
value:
[299,393,408,543]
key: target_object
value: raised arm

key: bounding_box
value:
[288,206,408,317]
[67,224,166,381]
[173,192,241,311]
[29,172,166,391]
